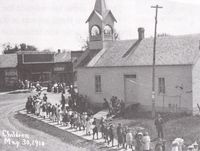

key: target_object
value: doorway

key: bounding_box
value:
[124,75,138,103]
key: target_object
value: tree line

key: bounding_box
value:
[2,43,38,54]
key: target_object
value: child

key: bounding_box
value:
[117,123,123,148]
[135,132,143,151]
[108,124,114,147]
[122,127,127,148]
[70,112,75,128]
[126,128,134,150]
[155,138,164,151]
[174,138,184,151]
[100,117,105,138]
[171,140,179,151]
[193,141,199,151]
[92,118,98,139]
[142,132,151,151]
[86,117,91,135]
[104,124,109,143]
[187,145,194,151]
[62,112,69,126]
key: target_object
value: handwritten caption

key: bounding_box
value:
[1,130,45,148]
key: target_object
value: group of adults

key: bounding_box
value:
[14,79,32,90]
[103,96,125,117]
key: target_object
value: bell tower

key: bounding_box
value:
[86,0,117,50]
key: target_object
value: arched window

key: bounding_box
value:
[91,25,101,36]
[104,25,113,35]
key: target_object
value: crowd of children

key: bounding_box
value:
[25,92,199,151]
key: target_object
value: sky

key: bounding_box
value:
[0,0,200,52]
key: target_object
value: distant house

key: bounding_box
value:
[53,50,83,85]
[0,54,18,89]
[75,0,200,114]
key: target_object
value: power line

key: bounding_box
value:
[151,4,163,118]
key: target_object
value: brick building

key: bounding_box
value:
[0,50,83,89]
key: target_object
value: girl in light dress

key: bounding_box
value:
[171,140,179,151]
[126,129,134,150]
[142,132,151,151]
[35,101,40,116]
[86,117,92,136]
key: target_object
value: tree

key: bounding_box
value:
[26,45,37,51]
[20,43,27,51]
[81,38,89,51]
[3,43,19,54]
[2,43,38,54]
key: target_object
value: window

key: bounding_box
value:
[104,25,113,35]
[91,25,101,36]
[158,78,165,94]
[95,75,102,93]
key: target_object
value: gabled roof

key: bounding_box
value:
[75,49,101,68]
[103,10,117,22]
[0,54,18,68]
[82,34,200,67]
[86,11,103,23]
[86,0,117,23]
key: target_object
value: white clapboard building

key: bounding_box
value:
[75,0,200,114]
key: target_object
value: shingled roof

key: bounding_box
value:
[83,34,200,67]
[54,51,71,63]
[0,54,18,68]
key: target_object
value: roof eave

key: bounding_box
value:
[86,11,103,23]
[103,10,117,22]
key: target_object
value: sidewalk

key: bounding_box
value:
[18,110,134,151]
[0,89,31,95]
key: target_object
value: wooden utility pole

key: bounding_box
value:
[151,5,163,118]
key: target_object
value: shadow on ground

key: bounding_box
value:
[15,113,120,151]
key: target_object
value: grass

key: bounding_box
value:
[110,114,200,151]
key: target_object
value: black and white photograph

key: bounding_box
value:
[1,0,200,150]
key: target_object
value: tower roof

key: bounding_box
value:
[94,0,107,15]
[86,0,117,23]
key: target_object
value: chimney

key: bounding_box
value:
[138,27,145,40]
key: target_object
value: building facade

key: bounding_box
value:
[0,54,18,89]
[0,50,83,89]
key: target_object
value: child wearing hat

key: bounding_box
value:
[155,138,164,151]
[92,118,99,140]
[126,128,134,150]
[135,132,143,151]
[187,145,194,151]
[142,132,151,151]
[193,141,198,151]
[171,140,179,151]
